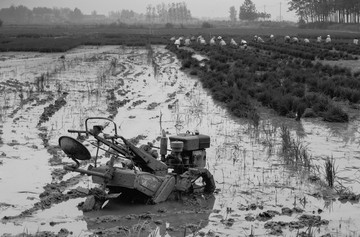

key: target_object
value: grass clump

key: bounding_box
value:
[322,105,349,122]
[324,156,336,188]
[280,125,311,169]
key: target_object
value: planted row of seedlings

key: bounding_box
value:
[248,40,358,61]
[297,34,360,56]
[167,41,360,123]
[171,45,261,125]
[236,33,360,59]
[308,41,360,57]
[0,33,169,52]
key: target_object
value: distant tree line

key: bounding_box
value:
[0,5,90,24]
[0,2,193,25]
[288,0,360,23]
[108,10,144,24]
[229,0,271,23]
[144,2,192,24]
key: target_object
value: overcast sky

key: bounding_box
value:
[0,0,297,21]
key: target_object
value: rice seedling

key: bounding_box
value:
[247,225,255,237]
[55,80,62,93]
[297,224,315,237]
[232,144,241,165]
[158,111,163,133]
[325,156,336,188]
[174,113,184,134]
[96,65,108,86]
[279,125,312,170]
[185,221,204,237]
[35,73,46,92]
[147,226,160,237]
[125,220,153,237]
[110,57,118,75]
[0,91,7,121]
[260,121,277,157]
[146,43,154,65]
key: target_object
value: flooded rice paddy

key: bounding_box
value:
[0,45,360,237]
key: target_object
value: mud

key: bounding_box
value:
[38,93,68,126]
[0,45,360,237]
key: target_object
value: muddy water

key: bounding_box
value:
[0,45,360,237]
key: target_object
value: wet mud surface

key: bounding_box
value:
[0,45,360,236]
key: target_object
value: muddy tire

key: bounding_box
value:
[201,169,216,193]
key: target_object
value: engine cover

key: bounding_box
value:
[169,133,210,151]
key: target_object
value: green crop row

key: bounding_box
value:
[168,42,360,123]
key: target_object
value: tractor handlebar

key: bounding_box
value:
[68,129,87,134]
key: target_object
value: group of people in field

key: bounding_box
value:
[283,35,325,44]
[284,34,359,45]
[170,35,248,49]
[171,34,359,48]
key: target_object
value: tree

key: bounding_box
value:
[0,19,2,27]
[157,3,167,22]
[165,22,174,28]
[288,0,309,22]
[166,2,192,24]
[229,6,237,23]
[146,4,155,23]
[70,7,83,22]
[288,0,360,23]
[202,22,212,28]
[258,12,271,20]
[9,5,32,23]
[33,7,52,15]
[239,0,258,21]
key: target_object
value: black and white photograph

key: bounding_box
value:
[0,0,360,236]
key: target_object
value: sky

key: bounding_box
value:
[0,0,297,21]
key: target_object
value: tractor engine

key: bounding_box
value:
[60,117,216,205]
[161,131,210,174]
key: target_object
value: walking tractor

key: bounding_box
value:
[59,117,215,205]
